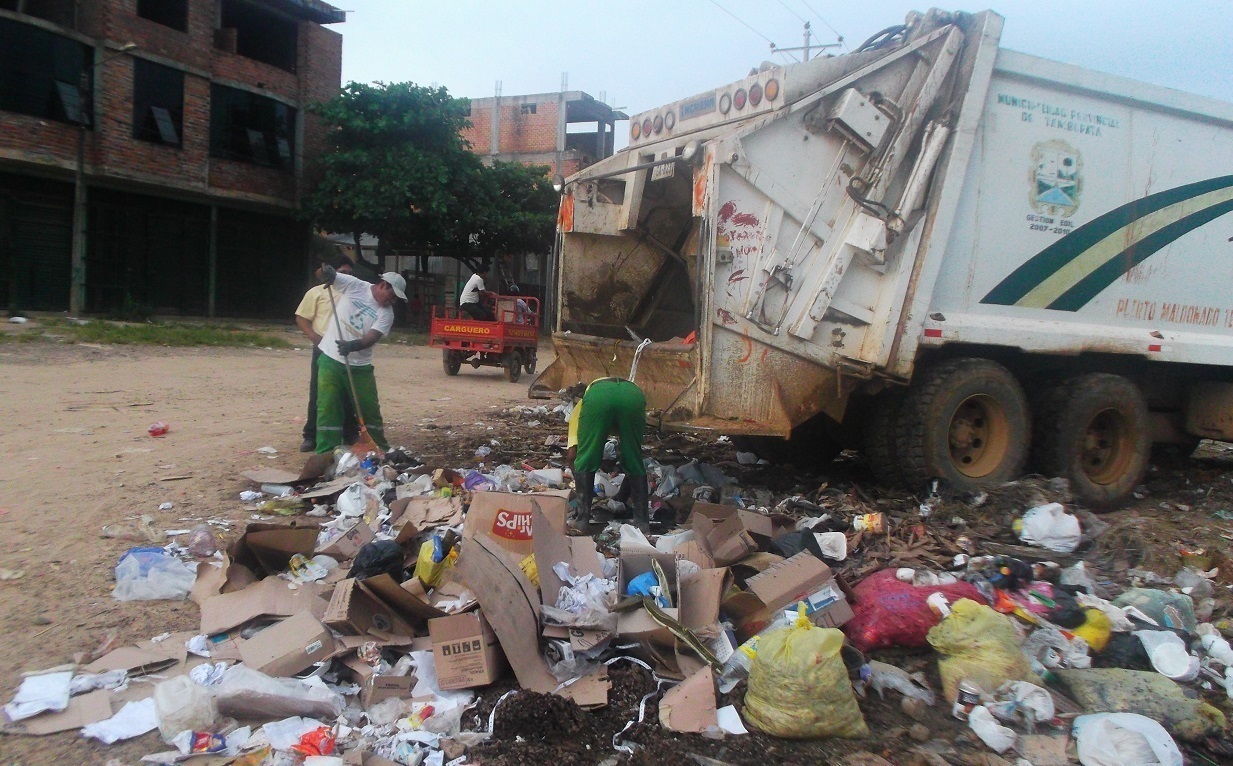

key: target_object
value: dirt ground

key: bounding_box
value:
[0,338,536,765]
[2,338,1233,765]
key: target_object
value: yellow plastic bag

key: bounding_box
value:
[414,538,457,588]
[519,554,540,588]
[743,605,868,739]
[927,598,1038,702]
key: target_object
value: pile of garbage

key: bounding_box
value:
[4,419,1233,766]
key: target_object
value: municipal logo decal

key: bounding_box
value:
[1031,139,1082,218]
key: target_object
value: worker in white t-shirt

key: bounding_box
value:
[458,263,494,321]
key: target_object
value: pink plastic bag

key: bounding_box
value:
[842,569,988,653]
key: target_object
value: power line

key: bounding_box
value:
[774,0,807,24]
[796,0,848,50]
[706,0,776,47]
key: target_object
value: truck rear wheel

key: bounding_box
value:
[863,392,906,487]
[502,351,522,383]
[899,359,1030,491]
[1032,373,1149,510]
[442,350,461,376]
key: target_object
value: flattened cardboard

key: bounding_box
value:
[389,496,464,532]
[687,503,763,565]
[237,612,336,677]
[429,610,506,690]
[454,533,558,694]
[8,689,114,735]
[462,490,569,557]
[228,522,320,579]
[299,476,359,501]
[322,578,414,637]
[659,666,718,733]
[84,631,190,676]
[200,576,327,636]
[315,519,375,559]
[557,666,611,709]
[532,506,604,605]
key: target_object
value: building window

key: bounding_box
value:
[136,0,188,32]
[0,0,77,28]
[0,17,91,124]
[217,0,297,73]
[132,58,183,147]
[210,84,296,171]
[520,103,537,115]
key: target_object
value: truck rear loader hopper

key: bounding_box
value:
[532,9,1233,509]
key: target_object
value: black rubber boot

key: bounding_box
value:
[568,471,597,532]
[629,474,651,535]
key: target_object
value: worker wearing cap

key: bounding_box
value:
[294,254,357,452]
[315,266,406,454]
[566,378,649,532]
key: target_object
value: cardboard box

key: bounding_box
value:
[228,522,320,578]
[429,610,506,690]
[315,519,375,559]
[199,576,328,636]
[688,504,755,566]
[361,573,476,626]
[721,552,854,638]
[463,490,569,558]
[323,578,415,637]
[238,613,336,677]
[616,551,681,645]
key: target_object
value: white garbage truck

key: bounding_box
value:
[531,8,1233,508]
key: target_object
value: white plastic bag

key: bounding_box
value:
[1017,503,1081,553]
[1073,712,1183,766]
[154,674,217,741]
[969,705,1016,753]
[112,550,197,601]
[335,483,383,519]
[213,666,343,721]
[987,681,1055,727]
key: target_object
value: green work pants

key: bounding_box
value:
[575,378,646,476]
[315,354,388,454]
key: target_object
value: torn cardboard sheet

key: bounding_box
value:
[532,506,604,605]
[299,476,360,501]
[241,469,301,486]
[556,667,611,709]
[199,576,327,636]
[463,491,569,557]
[722,551,854,639]
[455,532,558,693]
[389,496,464,533]
[5,689,113,735]
[659,667,718,733]
[84,632,190,677]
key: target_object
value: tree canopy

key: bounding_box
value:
[301,81,558,267]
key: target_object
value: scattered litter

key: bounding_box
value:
[80,698,159,744]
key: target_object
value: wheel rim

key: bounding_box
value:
[1081,407,1133,485]
[947,394,1011,478]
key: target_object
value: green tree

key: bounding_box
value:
[302,81,557,269]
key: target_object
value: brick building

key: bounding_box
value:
[0,0,343,316]
[460,90,626,178]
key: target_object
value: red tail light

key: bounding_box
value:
[734,88,747,110]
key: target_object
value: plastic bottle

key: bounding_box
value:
[1200,633,1233,666]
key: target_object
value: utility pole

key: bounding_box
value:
[771,21,840,62]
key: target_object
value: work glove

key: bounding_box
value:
[336,339,362,356]
[322,264,337,286]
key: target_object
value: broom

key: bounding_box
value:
[324,282,383,458]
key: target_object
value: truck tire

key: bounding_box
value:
[863,392,905,487]
[503,351,522,383]
[899,358,1030,491]
[442,350,461,376]
[1032,373,1150,510]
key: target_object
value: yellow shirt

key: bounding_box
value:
[295,284,336,337]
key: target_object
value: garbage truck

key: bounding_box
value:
[531,8,1233,508]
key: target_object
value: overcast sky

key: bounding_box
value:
[338,1,1232,136]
